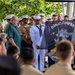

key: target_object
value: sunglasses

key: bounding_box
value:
[36,19,40,21]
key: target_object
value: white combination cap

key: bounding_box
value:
[34,16,41,20]
[32,16,35,19]
[19,18,22,21]
[47,17,52,20]
[22,15,28,19]
[0,33,7,39]
[39,13,45,17]
[6,14,14,19]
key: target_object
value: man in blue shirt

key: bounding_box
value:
[30,16,45,72]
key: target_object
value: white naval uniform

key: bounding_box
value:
[30,24,45,72]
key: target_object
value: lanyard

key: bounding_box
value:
[35,24,42,37]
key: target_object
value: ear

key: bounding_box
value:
[19,57,23,64]
[72,51,75,57]
[14,53,19,59]
[32,58,36,63]
[56,52,59,58]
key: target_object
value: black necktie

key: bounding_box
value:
[40,25,42,37]
[35,25,42,37]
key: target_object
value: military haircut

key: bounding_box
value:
[20,47,34,62]
[7,46,18,56]
[52,14,58,17]
[64,15,69,18]
[56,40,74,60]
[0,56,20,75]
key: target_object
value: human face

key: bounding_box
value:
[12,17,19,26]
[23,18,28,24]
[19,21,23,26]
[35,19,41,25]
[64,17,68,21]
[52,16,58,21]
[58,14,63,21]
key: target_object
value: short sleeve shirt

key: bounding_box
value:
[5,23,21,49]
[19,25,30,39]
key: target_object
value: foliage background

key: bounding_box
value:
[0,0,62,21]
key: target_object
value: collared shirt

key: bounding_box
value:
[30,24,45,46]
[44,61,75,75]
[21,65,43,75]
[19,24,30,39]
[5,23,21,49]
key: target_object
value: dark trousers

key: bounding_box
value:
[21,41,32,50]
[48,48,55,67]
[48,42,55,67]
[48,55,55,67]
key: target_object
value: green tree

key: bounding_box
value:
[0,0,62,21]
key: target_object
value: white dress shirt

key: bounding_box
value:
[30,24,45,46]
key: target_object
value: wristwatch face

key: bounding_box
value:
[46,0,75,2]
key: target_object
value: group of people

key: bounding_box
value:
[0,39,75,75]
[0,13,75,75]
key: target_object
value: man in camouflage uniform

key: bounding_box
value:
[28,17,35,27]
[39,13,45,24]
[19,15,32,49]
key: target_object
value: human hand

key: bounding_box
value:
[0,42,7,55]
[16,46,20,53]
[36,45,40,49]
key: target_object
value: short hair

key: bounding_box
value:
[64,15,69,18]
[56,40,74,60]
[52,14,57,17]
[11,16,18,21]
[7,46,18,56]
[0,56,20,75]
[20,47,34,62]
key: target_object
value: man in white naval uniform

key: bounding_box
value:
[30,16,45,72]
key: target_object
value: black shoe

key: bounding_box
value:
[42,71,45,73]
[45,61,47,64]
[44,65,47,68]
